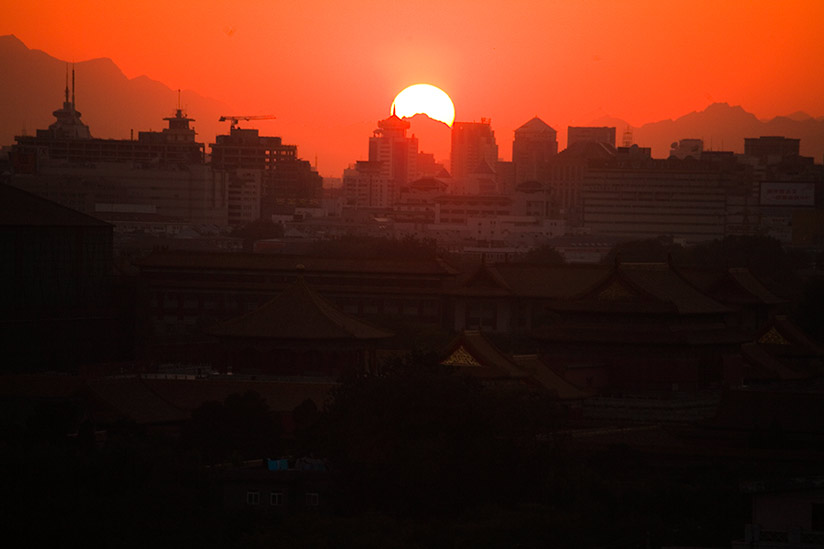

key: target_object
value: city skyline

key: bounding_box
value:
[3,0,824,177]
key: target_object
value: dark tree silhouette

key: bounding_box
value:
[306,355,560,515]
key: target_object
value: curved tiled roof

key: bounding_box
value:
[136,251,458,276]
[557,262,731,315]
[205,277,392,340]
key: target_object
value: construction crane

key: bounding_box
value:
[218,114,276,130]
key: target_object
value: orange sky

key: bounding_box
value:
[3,0,823,177]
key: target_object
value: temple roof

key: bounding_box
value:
[555,262,731,315]
[681,267,785,306]
[752,315,824,358]
[439,330,591,398]
[205,276,392,340]
[378,113,411,130]
[137,251,458,276]
[440,330,528,380]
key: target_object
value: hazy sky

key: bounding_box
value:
[4,0,823,176]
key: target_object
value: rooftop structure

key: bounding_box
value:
[567,126,616,148]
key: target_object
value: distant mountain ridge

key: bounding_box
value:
[1,34,822,164]
[592,102,824,161]
[0,34,231,149]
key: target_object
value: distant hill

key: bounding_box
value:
[0,34,232,148]
[2,34,823,165]
[592,103,824,161]
[406,113,451,165]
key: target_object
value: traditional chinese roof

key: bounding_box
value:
[738,316,824,381]
[378,113,411,130]
[533,321,746,345]
[681,267,785,306]
[754,316,824,356]
[136,251,458,276]
[491,263,608,299]
[552,262,731,315]
[205,276,393,341]
[451,261,514,296]
[440,330,528,380]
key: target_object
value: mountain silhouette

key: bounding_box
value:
[2,35,822,165]
[592,102,824,160]
[0,35,231,148]
[405,112,451,165]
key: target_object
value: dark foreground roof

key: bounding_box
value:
[205,277,393,340]
[0,183,110,227]
[136,250,457,275]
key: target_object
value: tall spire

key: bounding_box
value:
[71,63,75,108]
[64,64,69,104]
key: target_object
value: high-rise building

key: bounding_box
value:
[210,128,296,171]
[368,112,419,198]
[210,127,321,224]
[450,119,498,190]
[9,75,225,226]
[342,161,393,208]
[567,126,616,148]
[512,117,557,185]
[581,157,728,244]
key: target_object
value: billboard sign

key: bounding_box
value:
[760,182,815,207]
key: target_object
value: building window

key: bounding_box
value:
[270,492,284,506]
[305,492,319,507]
[246,491,260,505]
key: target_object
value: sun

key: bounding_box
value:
[391,84,455,126]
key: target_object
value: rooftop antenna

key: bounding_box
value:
[64,64,69,104]
[71,63,75,108]
[177,89,181,110]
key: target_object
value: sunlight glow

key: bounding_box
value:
[391,84,455,126]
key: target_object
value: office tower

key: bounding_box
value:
[210,126,321,224]
[342,161,393,208]
[450,119,499,190]
[512,117,557,185]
